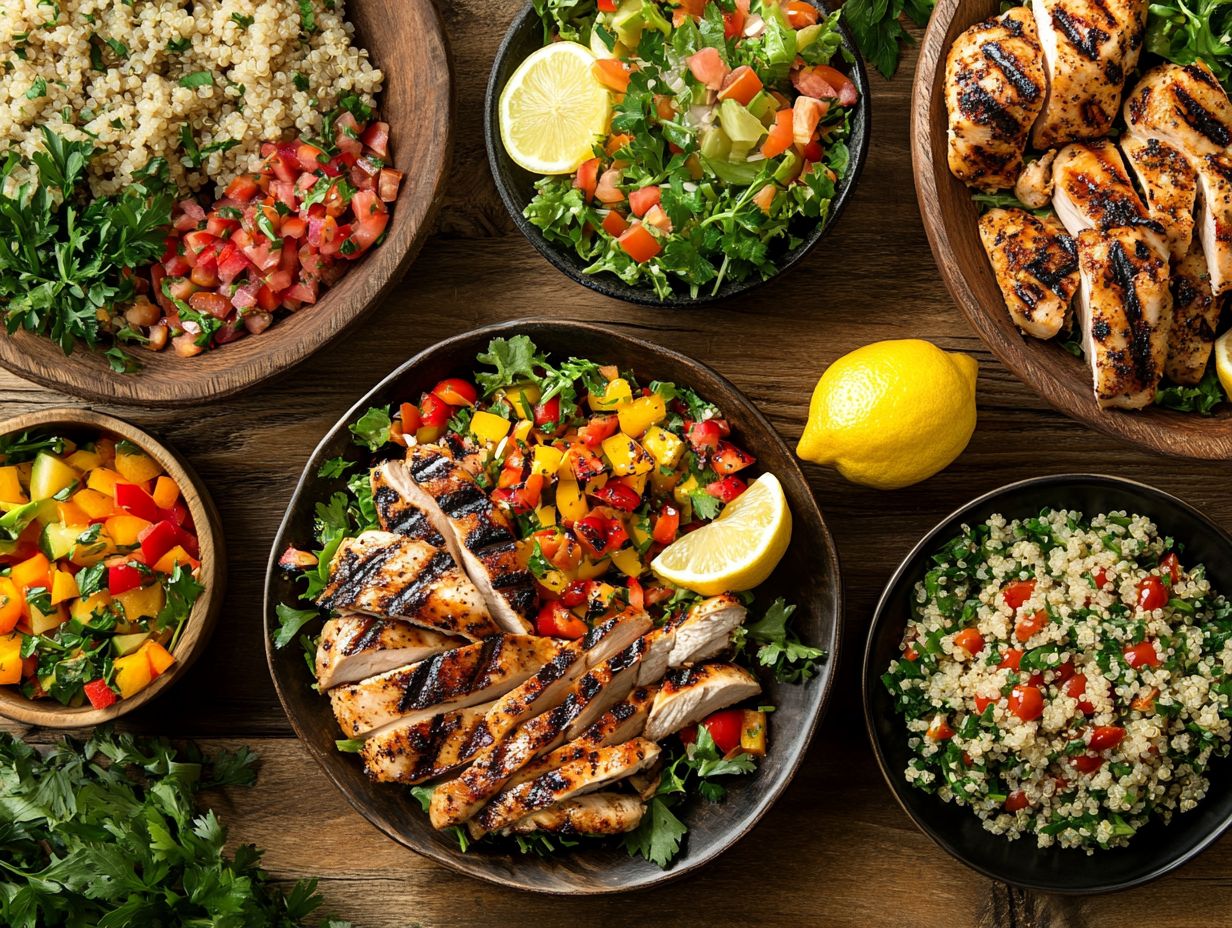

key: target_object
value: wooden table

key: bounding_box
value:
[3,5,1230,925]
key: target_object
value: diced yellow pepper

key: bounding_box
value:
[151,475,180,510]
[71,591,113,625]
[610,546,643,577]
[49,569,78,605]
[530,444,564,477]
[555,477,588,522]
[502,383,542,418]
[589,377,633,411]
[115,446,163,484]
[538,569,570,594]
[114,650,154,698]
[56,500,91,526]
[0,633,21,684]
[86,467,123,497]
[535,505,557,528]
[584,473,609,494]
[470,410,512,444]
[69,531,115,568]
[0,465,26,503]
[643,425,685,468]
[651,468,682,497]
[29,602,67,635]
[153,545,196,574]
[105,514,152,547]
[65,449,102,473]
[115,583,165,621]
[512,419,534,443]
[673,475,700,506]
[601,434,654,476]
[141,639,175,676]
[576,557,611,580]
[740,709,768,755]
[72,488,114,520]
[620,473,648,497]
[618,395,666,437]
[630,517,652,550]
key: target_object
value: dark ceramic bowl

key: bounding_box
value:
[863,474,1232,894]
[483,2,870,306]
[265,319,843,892]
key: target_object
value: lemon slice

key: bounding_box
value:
[499,42,611,175]
[651,473,792,596]
[1215,330,1232,401]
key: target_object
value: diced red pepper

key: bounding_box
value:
[590,482,641,512]
[536,601,588,639]
[83,678,118,709]
[115,483,161,522]
[138,520,181,565]
[686,419,722,452]
[419,392,452,428]
[108,563,144,596]
[560,580,590,608]
[652,504,680,545]
[711,441,755,475]
[706,476,746,503]
[533,396,561,428]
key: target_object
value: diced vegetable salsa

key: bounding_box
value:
[0,428,205,708]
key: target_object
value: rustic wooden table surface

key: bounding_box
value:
[3,4,1230,926]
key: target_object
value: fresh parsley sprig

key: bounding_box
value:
[736,598,827,683]
[842,0,936,79]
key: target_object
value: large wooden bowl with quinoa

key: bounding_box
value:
[0,0,452,406]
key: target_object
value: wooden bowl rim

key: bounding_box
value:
[482,0,872,307]
[0,407,225,728]
[861,473,1232,893]
[910,0,1232,461]
[263,318,844,892]
[0,0,454,408]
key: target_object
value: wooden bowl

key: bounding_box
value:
[484,1,871,306]
[0,0,453,407]
[0,408,224,728]
[863,475,1232,893]
[264,319,843,892]
[912,0,1232,460]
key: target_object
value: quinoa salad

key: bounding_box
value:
[882,508,1232,852]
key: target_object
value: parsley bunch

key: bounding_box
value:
[0,128,174,372]
[1147,0,1232,90]
[842,0,936,79]
[0,730,352,928]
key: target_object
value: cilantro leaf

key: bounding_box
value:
[155,563,205,645]
[623,796,688,868]
[317,456,356,479]
[273,603,320,650]
[1155,367,1226,416]
[744,598,827,683]
[475,335,546,396]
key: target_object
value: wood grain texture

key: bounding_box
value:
[0,0,453,407]
[0,408,224,727]
[1,2,1231,924]
[912,0,1232,461]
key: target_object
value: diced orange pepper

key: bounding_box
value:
[105,514,153,547]
[113,650,153,698]
[142,639,176,676]
[72,487,114,519]
[49,570,78,605]
[151,476,180,510]
[153,545,198,574]
[0,633,21,684]
[10,552,50,592]
[56,500,91,526]
[86,467,123,497]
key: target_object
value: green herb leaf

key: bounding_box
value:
[273,603,320,650]
[179,70,214,88]
[348,405,392,450]
[744,598,826,683]
[623,796,688,868]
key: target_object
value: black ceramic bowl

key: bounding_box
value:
[265,319,843,893]
[863,474,1232,894]
[483,1,870,306]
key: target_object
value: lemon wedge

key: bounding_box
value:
[1215,329,1232,401]
[651,473,792,596]
[499,42,611,175]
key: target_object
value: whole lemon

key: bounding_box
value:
[796,339,978,490]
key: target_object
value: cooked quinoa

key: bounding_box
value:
[0,0,382,196]
[883,509,1232,852]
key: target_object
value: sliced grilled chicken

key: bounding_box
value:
[1166,244,1224,386]
[1030,0,1146,149]
[428,637,649,829]
[398,446,537,634]
[469,739,661,839]
[1119,135,1197,259]
[638,594,748,685]
[503,793,646,837]
[643,663,763,742]
[1075,226,1174,409]
[315,616,462,690]
[1015,149,1058,208]
[370,461,449,546]
[360,702,493,784]
[1124,61,1232,159]
[1051,140,1162,241]
[317,531,499,641]
[977,207,1080,339]
[944,7,1047,191]
[329,635,560,738]
[1193,153,1232,295]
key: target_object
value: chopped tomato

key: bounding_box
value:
[997,648,1023,671]
[592,58,632,93]
[952,627,984,657]
[601,210,630,237]
[1015,609,1049,643]
[718,65,763,106]
[1123,640,1161,668]
[682,708,744,754]
[1063,674,1096,715]
[926,715,954,741]
[578,415,620,449]
[399,402,422,433]
[707,476,746,502]
[722,0,747,39]
[686,419,722,451]
[1007,684,1044,722]
[1072,754,1104,774]
[974,694,997,713]
[596,168,625,205]
[1136,576,1168,611]
[1093,567,1109,589]
[791,66,836,100]
[1004,790,1029,812]
[761,108,794,159]
[536,601,587,639]
[686,46,729,90]
[902,644,919,661]
[574,157,601,203]
[1003,579,1036,609]
[711,441,755,475]
[419,392,452,428]
[791,95,828,145]
[598,0,617,10]
[752,184,777,213]
[533,396,561,427]
[1087,725,1125,752]
[809,64,859,106]
[360,121,390,158]
[628,185,662,218]
[431,378,477,407]
[617,224,661,262]
[1160,552,1181,585]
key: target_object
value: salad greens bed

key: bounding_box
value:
[526,0,858,299]
[0,729,351,928]
[274,336,826,866]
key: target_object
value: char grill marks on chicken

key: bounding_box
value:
[1166,244,1226,386]
[945,7,1048,191]
[1118,135,1198,260]
[361,702,494,785]
[315,615,463,690]
[1051,139,1164,241]
[978,207,1080,339]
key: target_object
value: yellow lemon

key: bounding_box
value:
[651,473,791,596]
[1215,330,1232,401]
[797,339,978,490]
[499,42,611,175]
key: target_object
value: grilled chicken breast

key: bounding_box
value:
[978,207,1080,339]
[1075,226,1174,409]
[637,594,748,686]
[1119,135,1197,259]
[370,461,449,546]
[360,703,493,784]
[1166,244,1224,386]
[1051,140,1161,239]
[944,7,1047,191]
[329,635,560,738]
[399,446,537,634]
[1030,0,1146,149]
[643,664,762,742]
[1193,153,1232,295]
[1015,150,1058,208]
[469,739,661,839]
[317,531,499,641]
[315,616,462,690]
[502,793,646,837]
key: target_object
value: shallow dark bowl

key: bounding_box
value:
[264,319,843,892]
[863,474,1232,894]
[483,1,870,306]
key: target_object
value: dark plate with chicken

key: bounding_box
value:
[264,319,841,892]
[913,0,1232,459]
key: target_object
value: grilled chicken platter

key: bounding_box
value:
[274,337,824,867]
[943,1,1231,414]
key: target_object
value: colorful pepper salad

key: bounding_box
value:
[0,429,204,708]
[526,0,858,298]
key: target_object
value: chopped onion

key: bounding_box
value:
[742,14,765,37]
